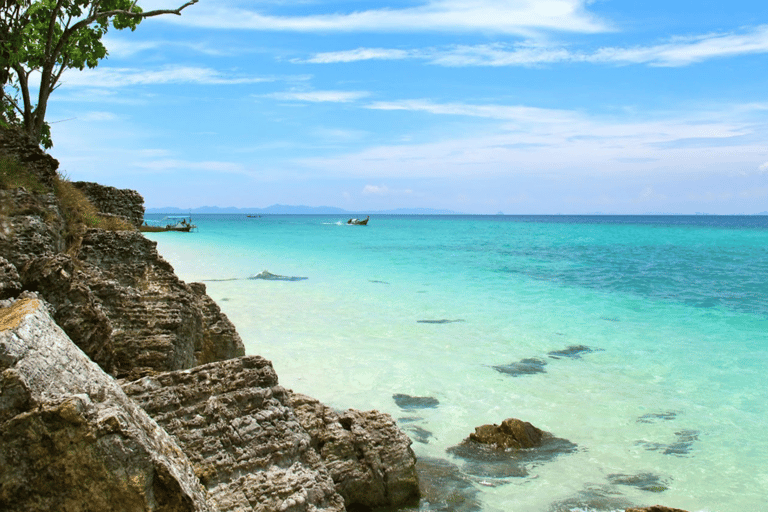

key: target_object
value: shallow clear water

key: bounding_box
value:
[146,214,768,512]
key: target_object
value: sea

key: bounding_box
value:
[144,214,768,512]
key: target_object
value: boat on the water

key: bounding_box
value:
[140,216,197,232]
[347,215,369,226]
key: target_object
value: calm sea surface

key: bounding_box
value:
[145,214,768,512]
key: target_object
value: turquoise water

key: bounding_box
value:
[146,215,768,512]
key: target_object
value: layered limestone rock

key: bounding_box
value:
[17,228,245,379]
[73,180,145,229]
[290,393,420,509]
[0,126,59,189]
[0,296,211,512]
[122,356,345,512]
[0,187,65,270]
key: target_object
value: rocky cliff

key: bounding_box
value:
[0,126,420,511]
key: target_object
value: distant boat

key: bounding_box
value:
[247,215,260,218]
[140,216,196,232]
[347,215,369,225]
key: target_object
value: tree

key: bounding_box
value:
[0,0,197,147]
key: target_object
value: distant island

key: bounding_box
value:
[145,204,463,215]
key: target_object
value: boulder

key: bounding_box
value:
[0,296,211,512]
[469,417,544,449]
[447,418,577,479]
[290,392,420,510]
[122,356,344,512]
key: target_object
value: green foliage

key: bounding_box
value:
[1,0,196,147]
[0,155,46,193]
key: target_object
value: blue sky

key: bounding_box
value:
[46,0,768,213]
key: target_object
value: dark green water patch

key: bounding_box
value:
[608,472,670,492]
[393,394,440,409]
[493,357,547,376]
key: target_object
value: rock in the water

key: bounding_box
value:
[447,418,577,479]
[393,393,440,410]
[122,356,344,512]
[547,344,596,359]
[609,473,670,493]
[290,392,420,510]
[400,457,482,512]
[625,506,690,512]
[0,296,211,512]
[469,418,544,449]
[492,357,547,376]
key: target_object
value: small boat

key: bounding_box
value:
[347,215,369,226]
[140,216,197,232]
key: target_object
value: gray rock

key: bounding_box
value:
[0,296,211,512]
[122,356,345,512]
[0,257,21,299]
[290,392,420,510]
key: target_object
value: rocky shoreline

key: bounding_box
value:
[0,126,690,512]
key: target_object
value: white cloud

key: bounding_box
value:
[363,185,390,196]
[297,25,768,68]
[759,162,768,173]
[266,90,370,103]
[155,0,608,35]
[300,48,414,64]
[60,66,271,88]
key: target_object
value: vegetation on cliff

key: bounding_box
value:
[1,0,197,147]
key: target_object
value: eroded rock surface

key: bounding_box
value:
[73,181,145,229]
[0,256,21,299]
[0,296,211,512]
[291,392,420,510]
[448,418,577,479]
[122,356,345,512]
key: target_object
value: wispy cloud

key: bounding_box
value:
[138,159,246,173]
[266,90,370,103]
[155,0,608,35]
[60,66,272,88]
[299,25,768,68]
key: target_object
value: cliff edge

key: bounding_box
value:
[0,126,419,511]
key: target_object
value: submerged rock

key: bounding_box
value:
[398,457,482,512]
[547,344,596,359]
[417,319,464,324]
[637,430,699,457]
[608,473,670,493]
[393,393,440,410]
[625,507,690,512]
[0,296,210,512]
[249,270,308,281]
[637,411,678,423]
[492,357,547,376]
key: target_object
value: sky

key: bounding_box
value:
[44,0,768,214]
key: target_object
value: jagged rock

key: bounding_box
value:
[0,257,21,299]
[0,127,59,189]
[469,418,544,449]
[625,507,690,512]
[73,181,145,229]
[122,356,345,512]
[20,230,245,379]
[0,296,211,512]
[0,188,65,270]
[447,418,577,479]
[290,392,420,510]
[21,254,116,373]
